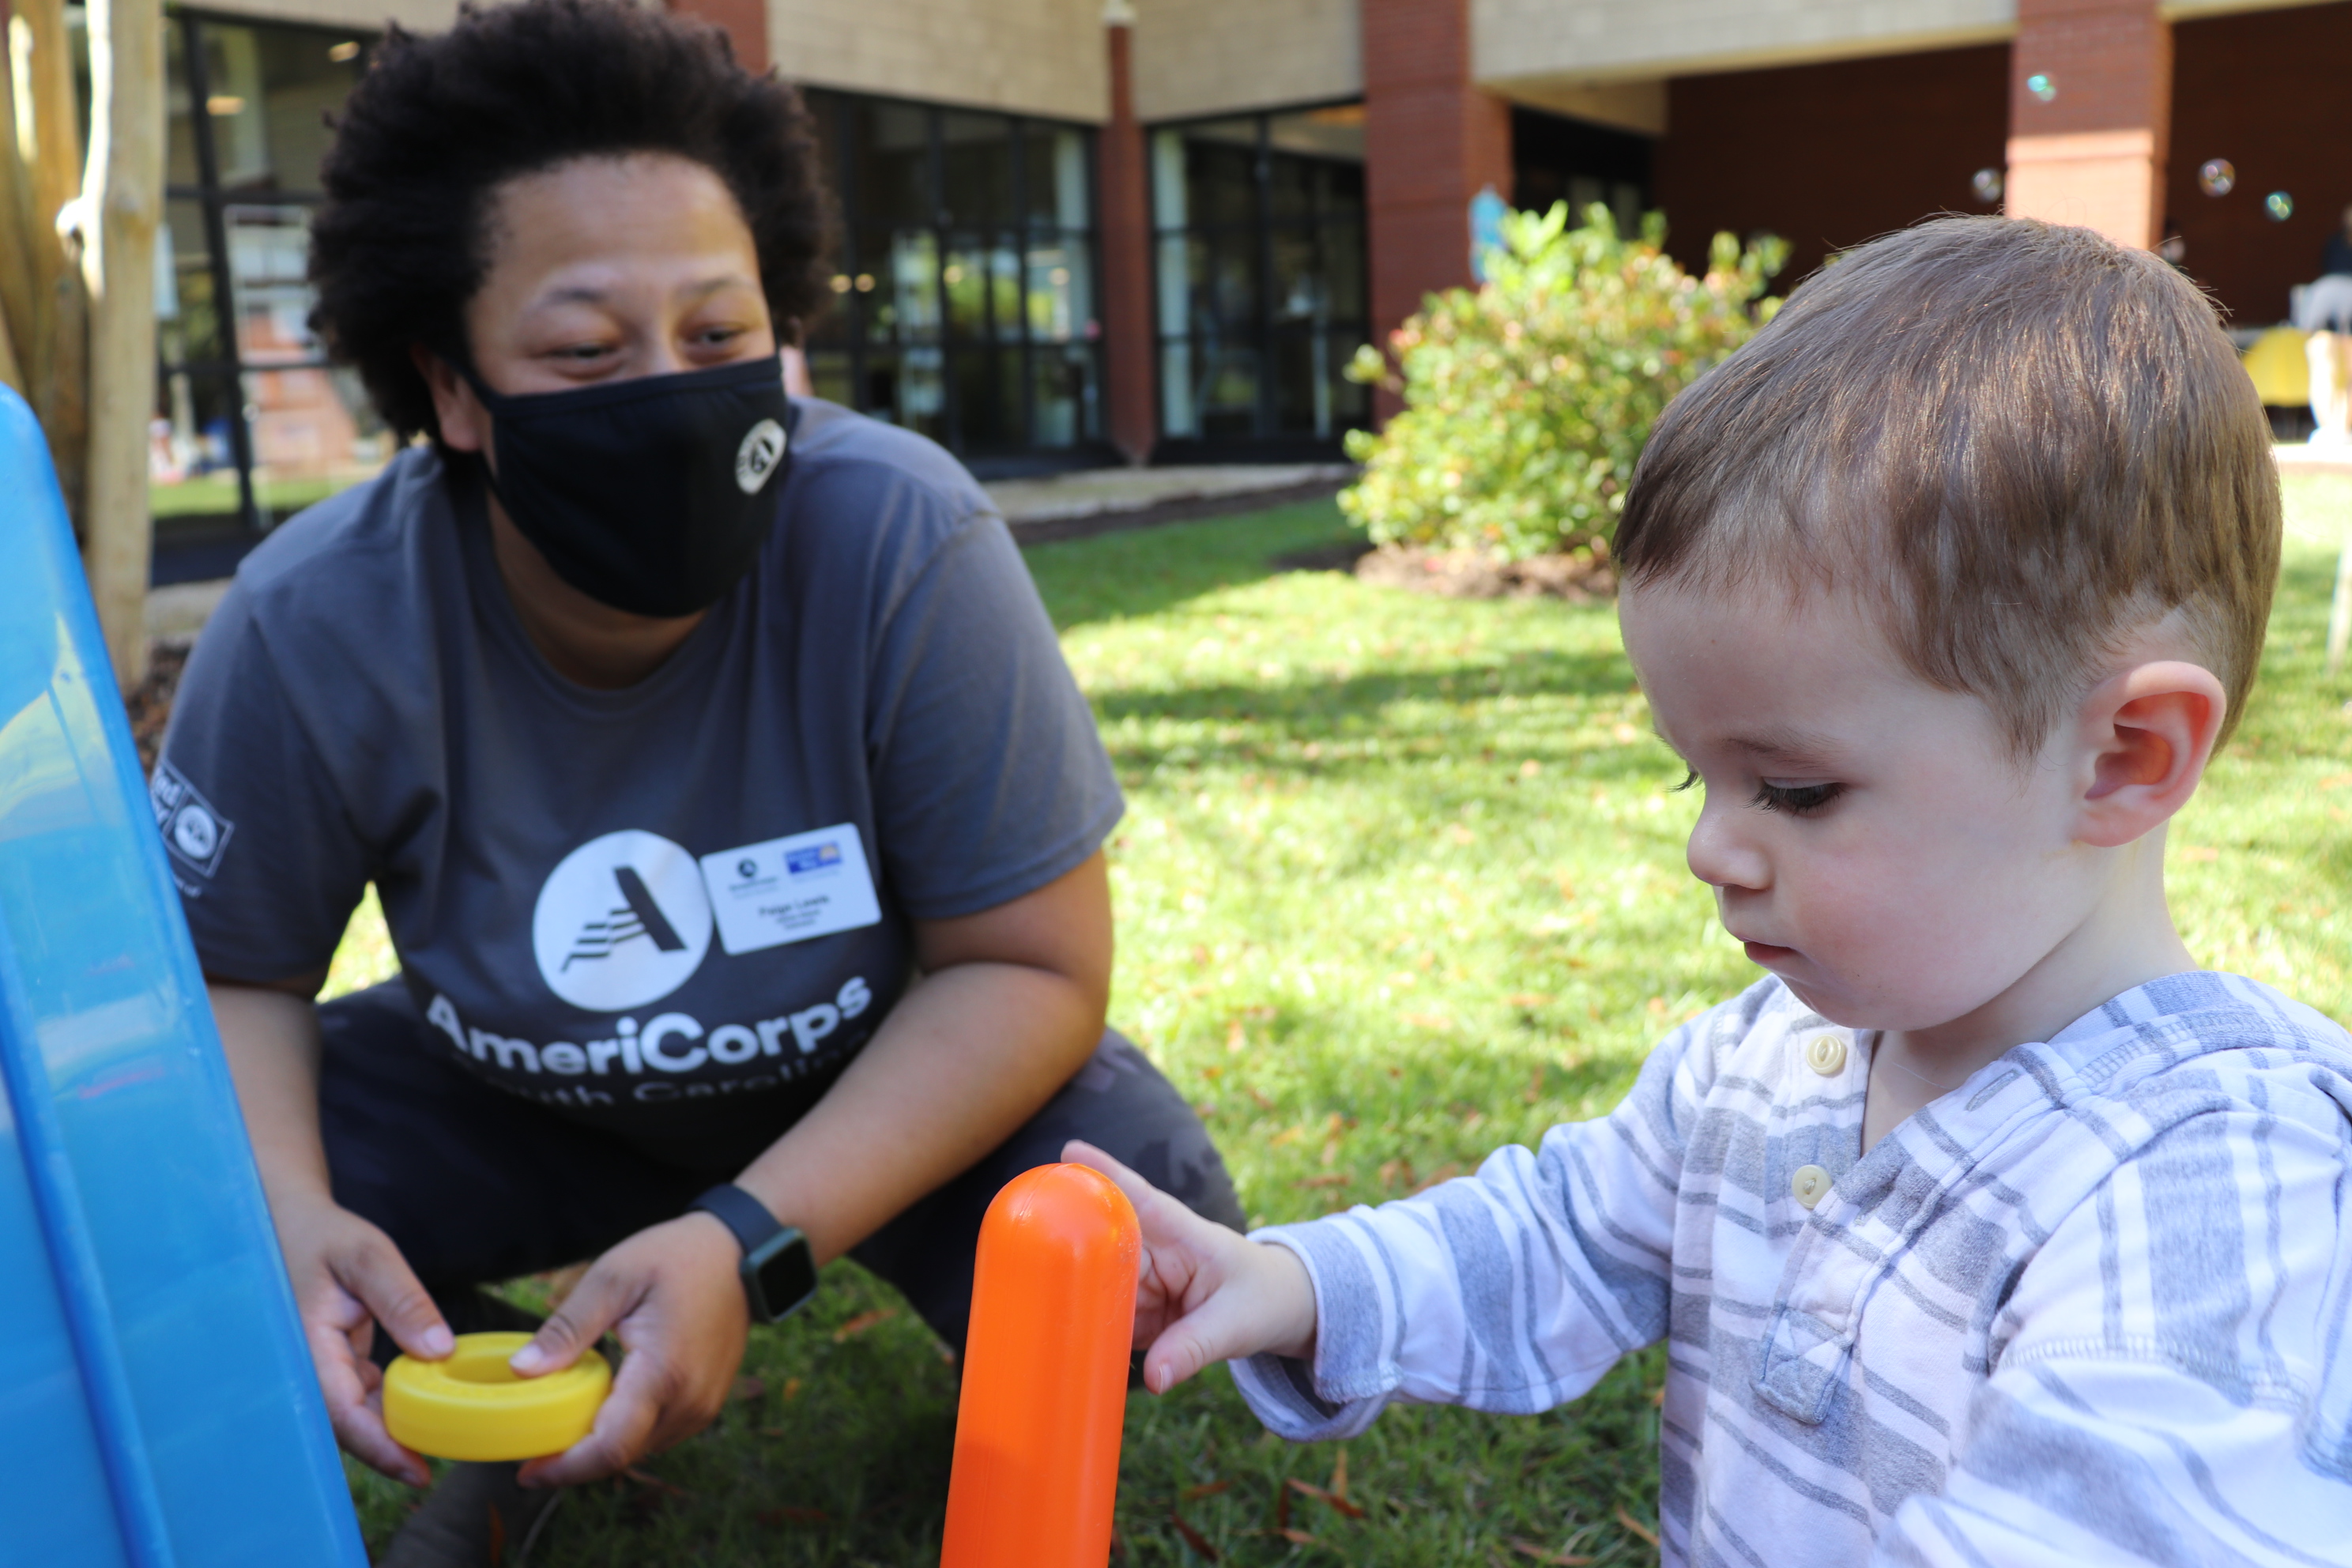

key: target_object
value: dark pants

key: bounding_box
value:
[318,982,1242,1354]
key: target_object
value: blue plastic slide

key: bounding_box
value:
[0,385,366,1565]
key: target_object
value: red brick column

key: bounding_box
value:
[1361,0,1511,420]
[667,0,767,73]
[2004,0,2169,247]
[1097,11,1156,464]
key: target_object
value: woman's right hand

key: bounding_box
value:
[206,980,451,1483]
[275,1192,453,1485]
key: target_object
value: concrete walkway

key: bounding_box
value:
[986,462,1352,526]
[144,462,1355,643]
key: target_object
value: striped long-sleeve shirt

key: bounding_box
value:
[1231,971,2352,1566]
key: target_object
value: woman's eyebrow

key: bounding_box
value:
[673,273,760,303]
[529,273,756,311]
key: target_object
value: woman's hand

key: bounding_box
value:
[1062,1140,1318,1393]
[508,1213,748,1488]
[275,1192,453,1487]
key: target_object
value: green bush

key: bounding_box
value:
[1340,204,1788,562]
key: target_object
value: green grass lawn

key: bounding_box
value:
[330,473,2352,1565]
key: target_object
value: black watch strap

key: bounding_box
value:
[688,1183,782,1256]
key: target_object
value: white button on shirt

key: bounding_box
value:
[1789,1163,1833,1208]
[1803,1034,1846,1076]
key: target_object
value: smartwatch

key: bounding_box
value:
[688,1184,819,1325]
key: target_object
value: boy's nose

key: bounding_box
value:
[1686,807,1770,892]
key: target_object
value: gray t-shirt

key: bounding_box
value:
[157,400,1122,1166]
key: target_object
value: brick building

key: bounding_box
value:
[150,0,2352,564]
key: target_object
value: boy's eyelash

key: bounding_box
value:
[1673,767,1699,793]
[1750,781,1845,816]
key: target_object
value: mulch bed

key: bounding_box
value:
[124,641,189,775]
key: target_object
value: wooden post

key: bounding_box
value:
[79,0,164,692]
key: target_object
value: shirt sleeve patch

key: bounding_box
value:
[150,760,236,880]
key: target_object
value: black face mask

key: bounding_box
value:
[463,356,794,617]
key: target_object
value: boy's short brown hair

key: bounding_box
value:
[1616,216,2279,754]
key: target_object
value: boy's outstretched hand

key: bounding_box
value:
[1062,1140,1319,1393]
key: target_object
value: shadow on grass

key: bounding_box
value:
[1088,649,1675,798]
[1023,498,1363,631]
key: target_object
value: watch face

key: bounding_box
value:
[747,1229,819,1324]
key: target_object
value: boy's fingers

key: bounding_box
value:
[1140,1283,1272,1395]
[1062,1139,1199,1243]
[1061,1139,1148,1201]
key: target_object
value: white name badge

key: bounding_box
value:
[698,824,883,956]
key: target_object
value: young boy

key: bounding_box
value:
[1070,217,2352,1565]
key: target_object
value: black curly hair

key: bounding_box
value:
[309,0,832,443]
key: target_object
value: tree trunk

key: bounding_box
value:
[9,0,86,524]
[79,0,163,693]
[0,43,36,398]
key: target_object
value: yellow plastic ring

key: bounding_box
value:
[383,1332,612,1462]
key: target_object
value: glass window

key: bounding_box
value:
[1267,105,1365,163]
[1197,342,1259,439]
[1025,239,1088,342]
[165,24,202,188]
[245,365,387,527]
[1192,231,1259,331]
[803,89,1105,461]
[150,371,250,526]
[1149,105,1369,450]
[156,11,377,560]
[952,349,1023,450]
[939,111,1012,228]
[158,198,224,366]
[1024,127,1091,231]
[943,236,1020,343]
[853,101,932,228]
[884,228,941,340]
[1183,139,1257,229]
[807,349,854,409]
[195,21,363,193]
[224,203,318,363]
[1033,344,1095,447]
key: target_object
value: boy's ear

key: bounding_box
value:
[2071,659,2229,849]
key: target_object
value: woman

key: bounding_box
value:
[160,0,1242,1546]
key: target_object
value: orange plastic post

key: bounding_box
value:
[939,1162,1141,1568]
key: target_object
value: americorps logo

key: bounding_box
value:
[532,830,713,1011]
[734,417,786,494]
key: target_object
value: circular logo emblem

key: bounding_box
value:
[734,418,787,495]
[171,805,219,861]
[736,858,758,880]
[531,830,713,1012]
